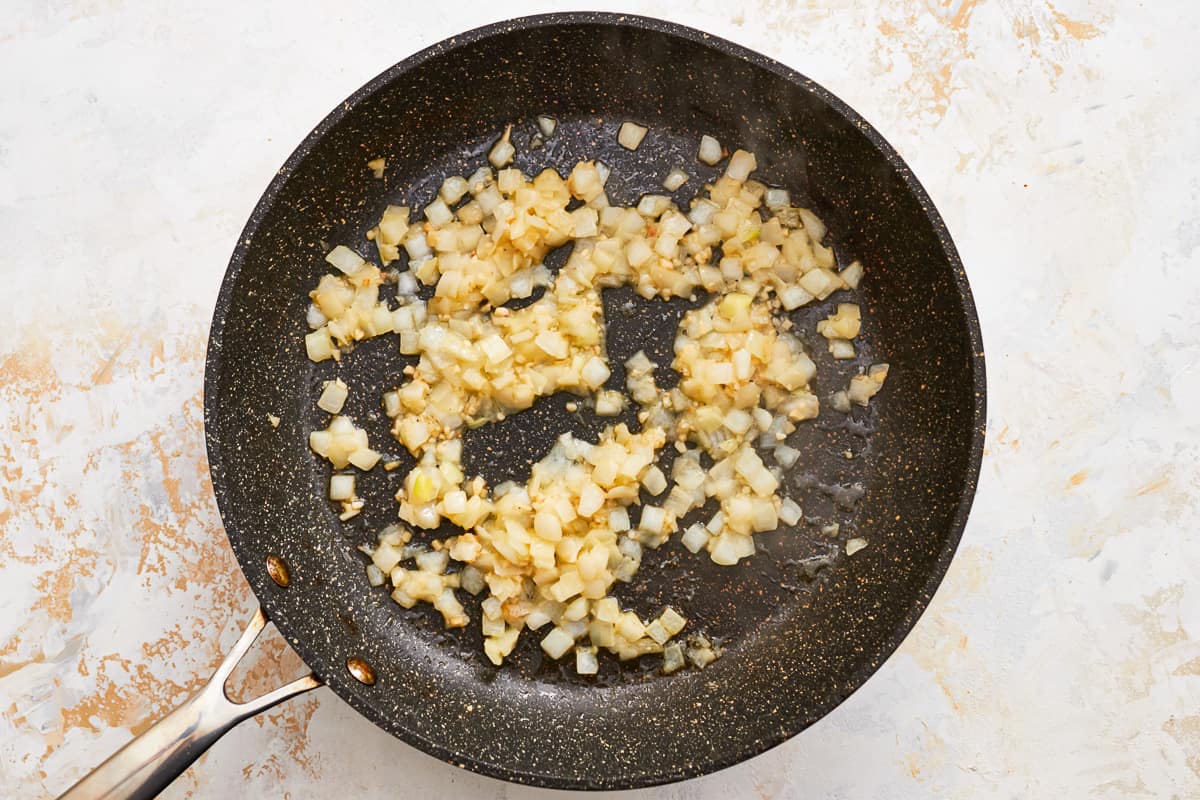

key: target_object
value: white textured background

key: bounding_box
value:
[2,1,1198,798]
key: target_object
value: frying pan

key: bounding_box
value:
[60,12,985,798]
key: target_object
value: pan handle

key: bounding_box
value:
[57,606,322,800]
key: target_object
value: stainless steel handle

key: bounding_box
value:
[58,607,322,800]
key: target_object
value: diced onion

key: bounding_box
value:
[325,245,366,275]
[681,524,709,553]
[798,268,838,299]
[305,329,334,362]
[541,627,575,659]
[329,473,355,501]
[306,304,327,329]
[709,534,742,565]
[317,379,349,414]
[725,149,757,181]
[425,198,453,227]
[396,271,419,297]
[575,647,599,674]
[348,448,381,471]
[773,444,800,468]
[663,642,685,673]
[765,188,790,208]
[840,260,864,289]
[848,364,889,406]
[798,208,827,243]
[645,620,669,645]
[639,506,667,535]
[817,304,861,341]
[581,356,611,389]
[609,507,631,532]
[617,121,648,150]
[642,466,667,496]
[577,483,604,517]
[780,285,814,310]
[697,135,722,165]
[660,607,687,636]
[829,339,856,359]
[663,168,689,191]
[440,175,469,205]
[686,635,720,668]
[637,194,671,218]
[306,135,879,676]
[460,565,485,595]
[595,389,625,416]
[489,124,515,168]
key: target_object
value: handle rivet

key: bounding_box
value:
[265,555,291,587]
[346,657,377,685]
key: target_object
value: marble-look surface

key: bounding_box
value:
[2,1,1197,797]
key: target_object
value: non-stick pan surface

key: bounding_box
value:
[204,13,985,789]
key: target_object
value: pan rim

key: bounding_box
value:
[204,11,987,790]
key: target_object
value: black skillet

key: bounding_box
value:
[59,13,985,798]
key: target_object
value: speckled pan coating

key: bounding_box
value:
[203,13,986,790]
